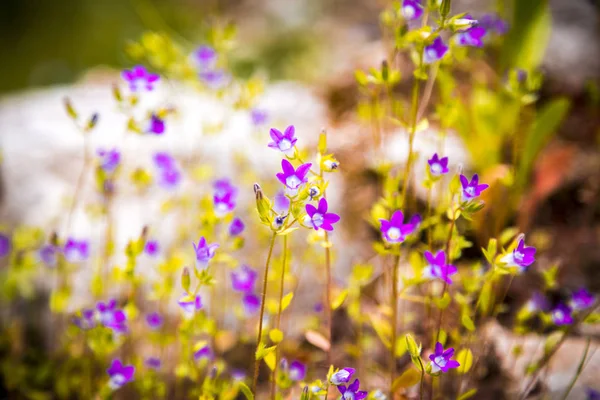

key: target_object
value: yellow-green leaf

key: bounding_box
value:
[457,388,477,400]
[238,382,254,400]
[269,329,284,344]
[456,349,473,374]
[392,367,421,391]
[281,292,294,311]
[461,314,476,331]
[331,289,348,310]
[264,351,276,371]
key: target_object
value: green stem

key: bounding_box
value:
[252,232,278,394]
[325,230,333,367]
[560,336,591,400]
[271,235,288,400]
[417,356,426,400]
[434,213,455,344]
[400,78,420,206]
[390,253,401,395]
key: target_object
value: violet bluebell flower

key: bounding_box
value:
[153,152,181,189]
[455,27,487,47]
[423,37,449,64]
[229,218,245,236]
[479,14,508,35]
[72,309,95,330]
[500,238,536,272]
[146,312,163,330]
[570,288,595,310]
[423,250,458,284]
[97,148,121,173]
[97,299,128,333]
[200,69,231,89]
[178,293,203,314]
[154,152,176,170]
[274,191,291,214]
[268,125,298,155]
[194,345,214,361]
[314,302,324,313]
[330,367,355,385]
[251,108,268,126]
[289,360,307,381]
[145,357,161,370]
[193,45,217,70]
[379,210,421,244]
[526,292,550,312]
[39,244,58,267]
[64,238,89,263]
[401,0,423,20]
[243,293,260,315]
[214,178,238,198]
[193,237,219,269]
[107,359,135,389]
[231,265,258,293]
[428,342,460,374]
[122,65,159,92]
[144,240,160,256]
[305,198,340,232]
[460,173,489,201]
[551,303,573,326]
[147,114,165,135]
[0,234,10,258]
[428,153,449,176]
[337,379,367,400]
[231,369,246,381]
[586,388,600,400]
[213,191,236,216]
[277,159,311,195]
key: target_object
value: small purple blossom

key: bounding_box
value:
[401,0,423,20]
[305,198,340,232]
[39,244,58,267]
[500,238,536,272]
[337,379,367,400]
[213,191,236,217]
[193,45,217,70]
[571,288,595,310]
[107,359,135,389]
[214,178,238,198]
[64,238,89,263]
[194,345,214,361]
[277,159,311,195]
[274,191,291,214]
[314,302,324,313]
[379,210,421,244]
[479,13,508,35]
[200,69,231,89]
[423,37,448,64]
[153,152,181,189]
[145,357,161,370]
[147,114,165,135]
[229,218,245,236]
[231,265,258,293]
[121,65,159,92]
[97,148,121,173]
[289,360,307,381]
[0,234,10,258]
[526,292,550,312]
[193,237,219,269]
[251,108,269,126]
[72,309,95,330]
[243,293,261,315]
[144,240,160,256]
[268,125,298,155]
[423,250,458,284]
[460,173,489,201]
[154,152,176,169]
[96,299,128,333]
[330,367,355,385]
[551,303,573,326]
[428,153,449,176]
[454,15,487,47]
[146,312,163,330]
[429,342,460,374]
[178,293,203,314]
[231,369,246,381]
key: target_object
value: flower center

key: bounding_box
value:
[434,356,447,368]
[514,250,524,263]
[110,373,125,388]
[430,163,442,175]
[402,5,415,19]
[343,392,355,400]
[465,186,475,197]
[312,213,324,227]
[286,175,301,189]
[387,227,401,241]
[279,139,292,151]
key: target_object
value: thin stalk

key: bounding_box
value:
[400,78,420,206]
[271,235,289,400]
[325,230,333,367]
[417,356,426,400]
[434,214,455,343]
[559,337,591,400]
[390,253,401,395]
[252,232,278,394]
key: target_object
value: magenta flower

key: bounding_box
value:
[200,69,231,89]
[121,65,159,92]
[500,238,536,272]
[428,153,449,176]
[39,244,58,267]
[277,159,311,195]
[193,237,219,269]
[379,210,421,244]
[107,359,135,389]
[274,191,291,214]
[337,379,367,400]
[64,238,89,263]
[429,342,460,374]
[423,251,458,284]
[213,191,236,217]
[289,360,307,381]
[586,388,600,400]
[330,367,355,385]
[96,299,128,334]
[214,178,238,198]
[194,345,214,362]
[0,234,10,258]
[243,293,260,315]
[154,152,176,169]
[480,13,508,35]
[423,37,448,64]
[97,148,121,173]
[251,108,268,126]
[401,0,423,20]
[305,198,340,232]
[570,288,595,310]
[178,293,203,314]
[145,357,161,370]
[229,218,245,236]
[552,303,573,326]
[144,240,160,256]
[147,114,165,135]
[72,309,95,330]
[460,173,489,201]
[193,45,217,70]
[153,152,181,189]
[526,292,550,312]
[231,265,257,293]
[268,125,298,155]
[146,312,163,330]
[454,16,487,47]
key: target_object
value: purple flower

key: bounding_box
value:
[193,45,217,70]
[551,303,573,326]
[214,178,238,198]
[153,152,181,189]
[401,0,423,20]
[193,237,218,269]
[97,148,121,173]
[423,251,458,284]
[526,292,550,312]
[0,234,10,258]
[429,342,460,374]
[274,191,291,214]
[147,114,165,135]
[379,210,421,244]
[64,238,89,263]
[330,367,355,385]
[97,299,128,333]
[500,238,536,272]
[194,345,214,361]
[145,240,160,256]
[214,192,236,217]
[423,37,448,64]
[586,388,600,400]
[229,218,245,236]
[121,65,159,92]
[337,379,367,400]
[200,69,231,89]
[289,361,307,381]
[145,357,161,370]
[454,16,487,48]
[107,359,135,389]
[146,312,163,330]
[314,302,324,313]
[231,265,258,293]
[251,108,269,126]
[277,159,312,195]
[243,293,260,315]
[39,244,59,267]
[571,288,595,310]
[460,173,489,201]
[268,126,298,155]
[428,153,449,176]
[154,152,176,170]
[178,293,203,314]
[305,198,340,232]
[72,309,95,330]
[479,13,508,35]
[231,369,246,381]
